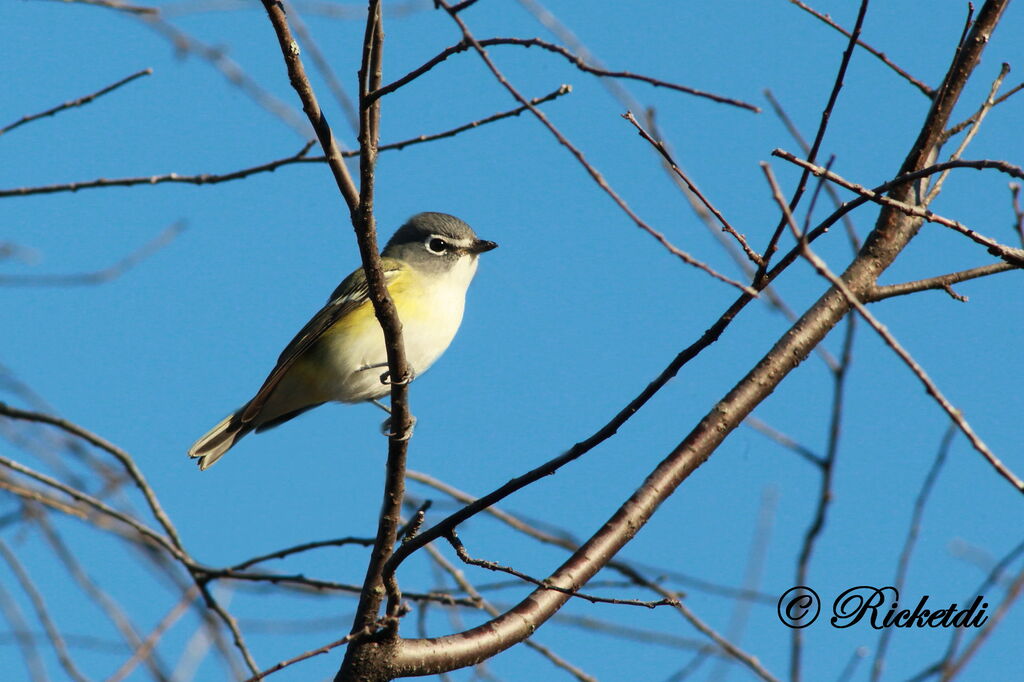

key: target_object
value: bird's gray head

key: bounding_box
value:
[383,213,497,274]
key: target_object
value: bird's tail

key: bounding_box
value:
[188,410,252,471]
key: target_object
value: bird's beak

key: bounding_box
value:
[469,239,498,254]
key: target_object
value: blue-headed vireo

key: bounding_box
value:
[188,212,497,470]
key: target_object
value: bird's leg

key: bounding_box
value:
[358,361,389,373]
[371,399,391,414]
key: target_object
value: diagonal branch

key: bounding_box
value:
[0,68,152,137]
[0,402,186,552]
[785,0,934,97]
[623,111,764,266]
[375,3,1014,675]
[772,151,1024,266]
[258,0,360,212]
[0,539,90,682]
[433,1,758,296]
[768,165,1023,492]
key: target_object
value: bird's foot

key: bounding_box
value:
[380,414,417,441]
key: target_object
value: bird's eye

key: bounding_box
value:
[427,237,449,254]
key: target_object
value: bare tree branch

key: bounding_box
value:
[0,86,569,199]
[867,262,1018,301]
[623,111,764,266]
[0,403,186,552]
[0,69,152,137]
[785,0,934,97]
[772,151,1024,266]
[0,539,90,682]
[870,425,955,682]
[765,162,1023,492]
[0,222,185,287]
[432,1,758,297]
[372,37,759,111]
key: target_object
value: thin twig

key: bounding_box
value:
[870,425,955,682]
[434,2,758,296]
[244,623,380,681]
[257,0,360,210]
[0,540,90,682]
[0,403,186,551]
[283,0,360,135]
[1011,182,1024,245]
[38,0,157,15]
[228,536,374,572]
[0,86,569,199]
[923,540,1024,680]
[942,79,1023,142]
[0,571,48,681]
[446,532,679,609]
[0,222,185,287]
[754,0,870,285]
[194,565,478,606]
[744,417,824,468]
[108,586,198,682]
[764,164,1023,493]
[0,69,152,137]
[35,515,170,681]
[143,16,311,136]
[763,90,861,251]
[197,584,260,675]
[623,111,763,266]
[641,108,840,371]
[773,151,1024,266]
[940,565,1024,680]
[0,141,318,198]
[785,0,934,97]
[707,488,776,682]
[372,37,759,111]
[516,0,643,113]
[0,475,88,519]
[672,596,781,682]
[407,470,775,604]
[0,454,188,561]
[926,63,1010,204]
[423,543,596,682]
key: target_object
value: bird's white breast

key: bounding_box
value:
[317,256,480,403]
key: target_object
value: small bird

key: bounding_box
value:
[188,212,497,470]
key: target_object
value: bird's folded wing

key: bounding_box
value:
[239,259,405,424]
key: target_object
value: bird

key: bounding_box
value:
[188,212,497,470]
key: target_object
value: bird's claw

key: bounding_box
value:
[380,415,416,441]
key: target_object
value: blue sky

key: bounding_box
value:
[2,1,1022,680]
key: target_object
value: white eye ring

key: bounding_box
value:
[426,236,449,254]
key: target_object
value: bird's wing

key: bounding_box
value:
[239,259,405,424]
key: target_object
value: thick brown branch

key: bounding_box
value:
[375,3,1013,675]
